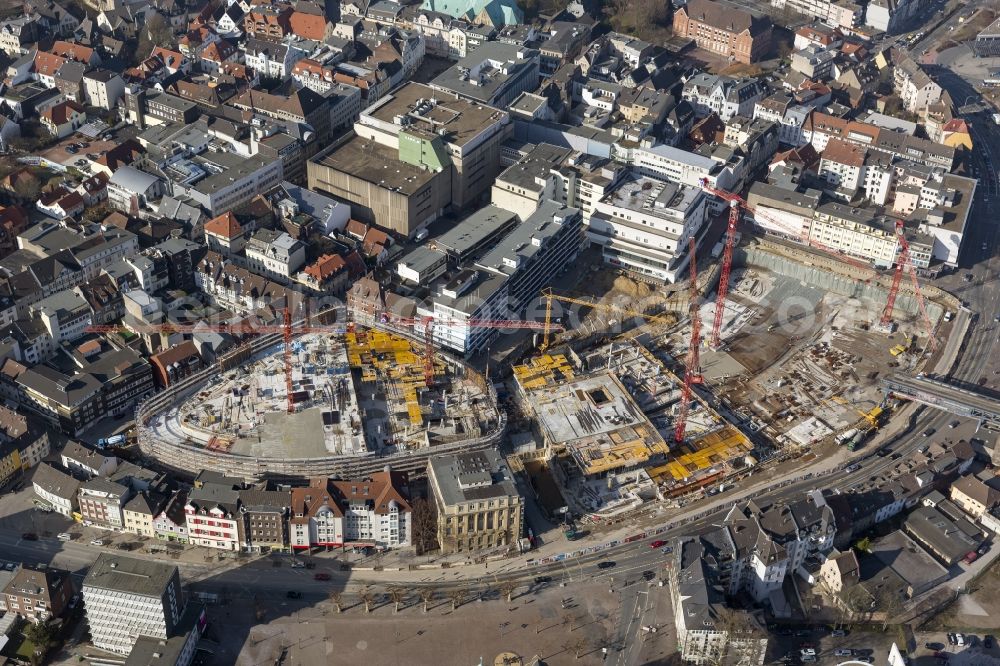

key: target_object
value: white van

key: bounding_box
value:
[57,533,72,541]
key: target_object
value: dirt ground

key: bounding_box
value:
[929,559,1000,631]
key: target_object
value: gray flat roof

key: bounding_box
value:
[397,245,446,275]
[433,204,519,257]
[475,201,580,277]
[361,82,507,149]
[429,450,519,508]
[431,42,537,104]
[83,553,178,598]
[312,132,440,195]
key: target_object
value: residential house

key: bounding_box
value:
[0,565,74,623]
[185,482,243,551]
[31,462,80,516]
[40,100,85,138]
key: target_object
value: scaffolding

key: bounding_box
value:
[512,354,575,391]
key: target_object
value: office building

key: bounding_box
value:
[82,554,184,655]
[427,450,523,554]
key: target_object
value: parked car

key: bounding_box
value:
[926,642,944,650]
[313,573,331,581]
[286,591,302,599]
[948,633,957,645]
[68,594,79,609]
[534,576,552,585]
[2,563,15,571]
[21,532,37,540]
[985,635,994,649]
[650,540,666,549]
[57,533,72,541]
[597,561,616,569]
[831,629,847,637]
[923,428,936,437]
[290,560,305,569]
[835,649,853,657]
[661,546,673,554]
[956,634,966,646]
[90,539,105,546]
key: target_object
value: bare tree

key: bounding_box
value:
[448,588,467,611]
[571,635,589,659]
[388,587,406,614]
[499,580,517,603]
[411,497,439,555]
[359,587,376,614]
[419,587,435,613]
[329,591,343,614]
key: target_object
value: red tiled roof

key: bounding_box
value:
[41,100,85,125]
[204,211,242,239]
[50,40,95,64]
[303,254,346,282]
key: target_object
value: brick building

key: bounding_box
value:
[672,0,773,64]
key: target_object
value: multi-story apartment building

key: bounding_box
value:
[123,490,167,538]
[289,478,343,550]
[153,490,189,542]
[331,471,412,548]
[818,138,866,199]
[673,0,773,65]
[427,450,523,554]
[771,0,862,28]
[32,463,79,516]
[82,554,184,656]
[185,483,243,551]
[950,475,1000,520]
[893,56,942,113]
[78,477,131,528]
[682,73,766,121]
[0,565,74,623]
[289,473,412,550]
[244,229,306,281]
[670,539,768,665]
[239,489,290,553]
[588,176,708,283]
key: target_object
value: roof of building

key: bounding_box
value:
[32,462,80,501]
[429,450,520,507]
[680,0,771,36]
[83,553,178,598]
[362,81,508,149]
[821,137,866,167]
[952,474,1000,509]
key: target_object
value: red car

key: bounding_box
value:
[650,540,666,549]
[313,572,331,581]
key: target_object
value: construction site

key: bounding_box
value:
[145,328,494,462]
[507,228,956,519]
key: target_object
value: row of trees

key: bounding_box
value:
[327,579,522,615]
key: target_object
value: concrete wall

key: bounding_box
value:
[736,241,946,322]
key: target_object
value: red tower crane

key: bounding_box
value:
[380,314,561,387]
[879,220,938,351]
[697,179,880,348]
[697,179,743,349]
[675,237,703,444]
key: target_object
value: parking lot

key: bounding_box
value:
[769,626,901,665]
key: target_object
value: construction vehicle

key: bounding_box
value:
[539,287,675,351]
[96,433,126,448]
[890,344,907,357]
